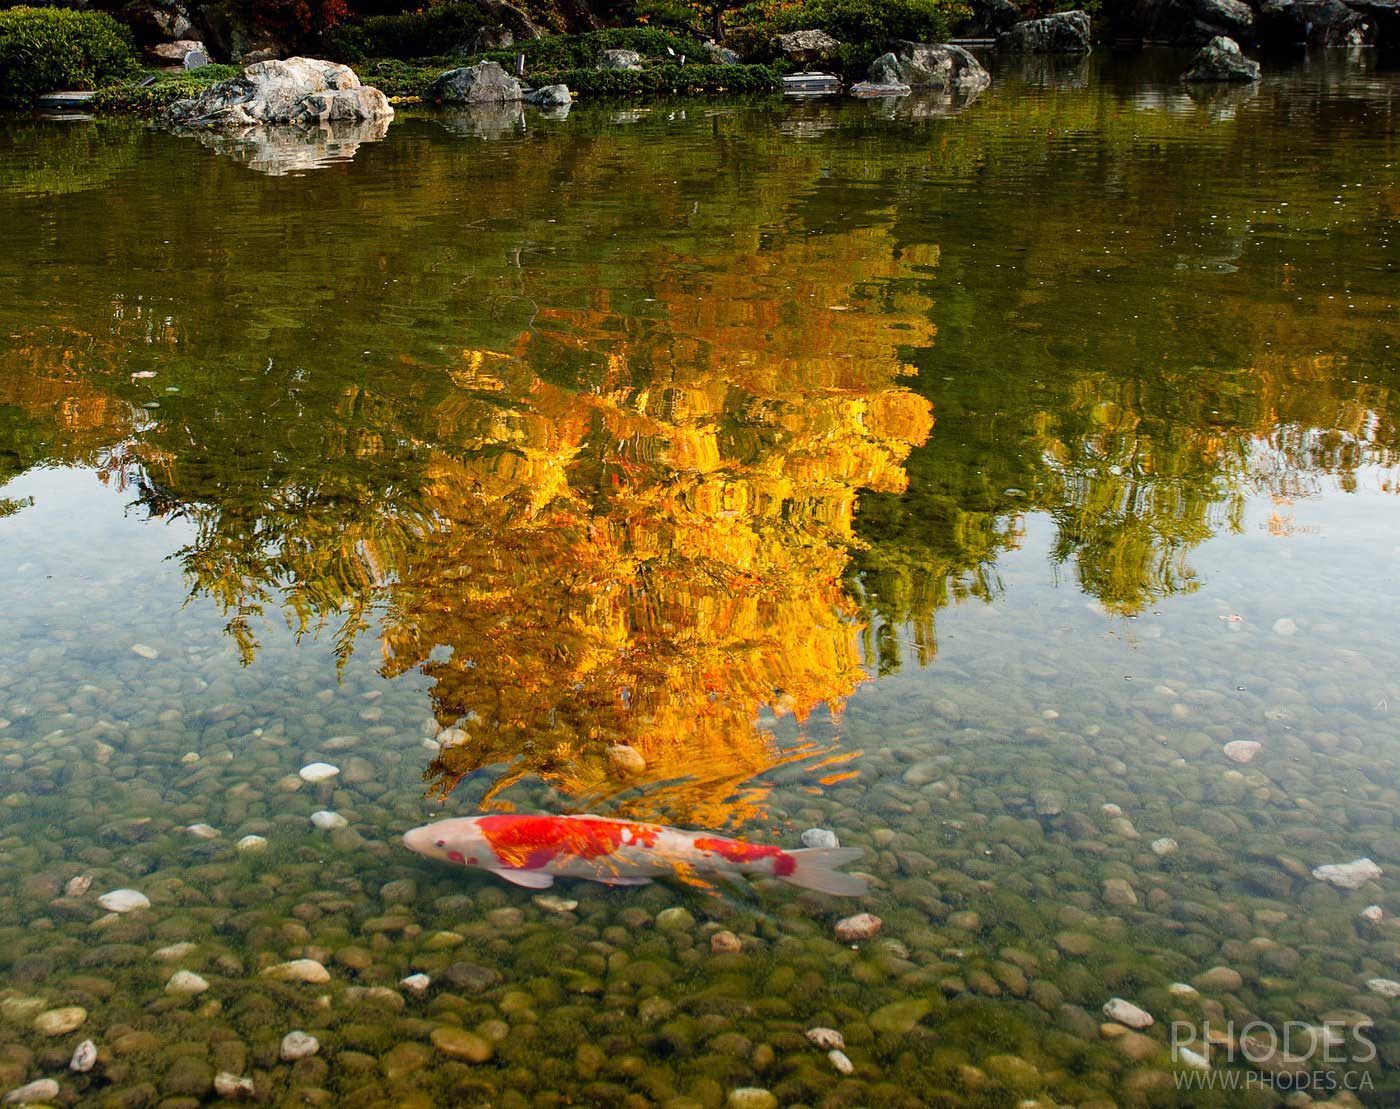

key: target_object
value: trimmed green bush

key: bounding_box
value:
[728,0,969,68]
[527,62,779,97]
[0,6,139,105]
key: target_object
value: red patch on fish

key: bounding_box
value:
[478,815,660,870]
[693,836,796,877]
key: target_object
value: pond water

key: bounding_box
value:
[2,47,1399,1107]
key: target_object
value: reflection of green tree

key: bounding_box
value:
[0,119,140,199]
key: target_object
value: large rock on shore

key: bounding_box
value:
[431,61,523,104]
[952,0,1024,38]
[1182,35,1260,80]
[997,11,1092,52]
[166,58,392,127]
[890,42,991,91]
[1136,0,1255,43]
[773,29,841,67]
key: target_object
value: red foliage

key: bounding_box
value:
[252,0,352,40]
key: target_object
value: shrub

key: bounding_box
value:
[468,27,710,70]
[528,62,779,96]
[332,2,488,61]
[727,0,969,63]
[90,64,240,115]
[0,6,139,104]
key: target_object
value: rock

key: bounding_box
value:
[166,969,210,995]
[153,942,198,961]
[997,10,1092,52]
[1102,878,1138,907]
[130,643,160,659]
[184,47,209,70]
[1175,1044,1210,1070]
[1312,858,1382,890]
[433,61,523,104]
[310,811,347,830]
[828,1048,854,1074]
[261,959,330,983]
[280,1031,319,1060]
[186,823,220,838]
[214,1072,255,1098]
[431,1026,493,1062]
[598,49,643,71]
[801,828,840,849]
[33,1007,86,1035]
[65,874,93,897]
[98,888,150,913]
[726,1090,778,1109]
[524,83,571,107]
[380,878,417,904]
[1272,617,1298,636]
[710,930,742,954]
[772,29,841,67]
[1367,978,1400,998]
[806,1027,845,1049]
[166,59,392,128]
[1103,998,1154,1029]
[1136,0,1255,44]
[148,38,206,63]
[869,998,930,1034]
[850,72,911,97]
[1222,739,1262,762]
[656,907,696,932]
[1360,905,1384,923]
[298,762,340,782]
[953,0,1023,36]
[702,41,740,64]
[835,913,882,942]
[533,894,578,914]
[70,1040,97,1072]
[1151,837,1179,856]
[890,41,992,91]
[235,834,268,851]
[443,962,502,991]
[3,1080,59,1105]
[400,973,431,995]
[983,1055,1041,1093]
[1192,966,1244,992]
[1182,37,1260,82]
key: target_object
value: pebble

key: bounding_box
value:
[187,823,220,839]
[166,969,210,995]
[298,762,339,783]
[310,810,347,830]
[1103,998,1154,1029]
[1360,905,1384,923]
[835,913,882,942]
[1192,966,1244,992]
[1272,618,1298,636]
[153,942,198,961]
[1222,740,1262,764]
[710,930,742,954]
[400,973,431,995]
[33,1006,86,1036]
[130,643,160,659]
[261,959,330,983]
[214,1072,255,1098]
[430,1026,493,1062]
[1151,837,1178,857]
[727,1090,778,1109]
[1168,982,1199,998]
[806,1027,845,1050]
[70,1039,97,1072]
[64,874,92,897]
[1312,858,1382,889]
[97,888,149,912]
[828,1048,854,1075]
[656,907,695,932]
[801,828,840,849]
[1101,803,1123,816]
[533,894,578,914]
[3,1079,60,1105]
[280,1031,319,1061]
[235,834,268,851]
[606,744,646,776]
[1102,878,1138,907]
[1174,1044,1210,1071]
[1366,978,1400,998]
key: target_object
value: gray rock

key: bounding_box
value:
[166,58,393,128]
[4,1080,60,1106]
[1312,857,1382,889]
[801,828,840,849]
[772,29,841,67]
[702,41,740,64]
[524,83,571,106]
[148,39,206,63]
[851,78,911,97]
[598,49,643,72]
[432,61,523,104]
[997,11,1092,52]
[890,42,991,91]
[279,1031,319,1061]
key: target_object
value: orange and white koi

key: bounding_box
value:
[402,814,867,896]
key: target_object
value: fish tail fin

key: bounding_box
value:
[781,847,868,896]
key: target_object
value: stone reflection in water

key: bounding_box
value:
[169,116,392,176]
[436,104,528,141]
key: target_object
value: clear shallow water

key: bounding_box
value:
[1,47,1399,1107]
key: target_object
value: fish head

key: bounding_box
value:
[402,818,495,869]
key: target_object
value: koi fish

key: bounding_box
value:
[402,813,868,896]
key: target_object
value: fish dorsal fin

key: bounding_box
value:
[490,868,554,889]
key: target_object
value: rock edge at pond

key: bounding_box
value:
[166,57,393,127]
[1182,36,1262,82]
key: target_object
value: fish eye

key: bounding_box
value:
[435,839,446,848]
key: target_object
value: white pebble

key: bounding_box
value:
[310,811,348,831]
[4,1079,60,1105]
[280,1031,319,1060]
[1168,982,1199,997]
[153,942,198,961]
[1151,837,1179,857]
[1174,1044,1210,1071]
[1360,905,1384,923]
[97,888,149,913]
[214,1072,255,1098]
[1313,858,1383,890]
[400,973,431,995]
[262,959,330,984]
[1101,803,1123,816]
[801,828,840,849]
[828,1048,854,1075]
[187,823,220,839]
[1222,740,1262,764]
[805,1027,844,1050]
[69,1040,97,1073]
[165,970,209,996]
[64,874,92,897]
[1103,998,1154,1029]
[1272,618,1298,636]
[130,644,160,659]
[236,834,268,852]
[299,762,339,783]
[1367,978,1400,998]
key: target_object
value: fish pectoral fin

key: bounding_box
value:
[490,868,555,889]
[593,876,653,886]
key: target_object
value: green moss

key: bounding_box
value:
[0,6,139,105]
[90,65,240,116]
[529,63,780,98]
